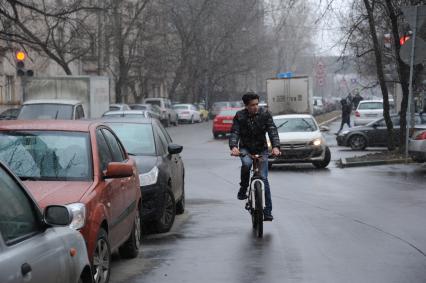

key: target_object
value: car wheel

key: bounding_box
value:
[191,116,194,124]
[92,228,111,283]
[349,135,367,150]
[176,178,185,215]
[312,147,331,168]
[118,208,141,259]
[154,189,176,233]
[213,133,219,139]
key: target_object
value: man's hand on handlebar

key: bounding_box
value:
[271,147,281,157]
[231,147,240,156]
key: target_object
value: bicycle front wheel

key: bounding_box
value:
[254,181,263,238]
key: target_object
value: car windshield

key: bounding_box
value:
[0,131,92,181]
[218,109,238,117]
[106,123,156,155]
[145,100,161,107]
[109,106,120,111]
[358,102,383,110]
[173,105,189,110]
[274,117,317,133]
[18,104,73,120]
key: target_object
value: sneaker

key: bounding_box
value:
[237,188,247,200]
[264,213,273,221]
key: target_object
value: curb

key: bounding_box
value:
[338,157,413,168]
[319,115,341,126]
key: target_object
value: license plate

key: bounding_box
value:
[222,120,233,124]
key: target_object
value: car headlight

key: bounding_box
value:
[139,166,159,186]
[310,138,322,146]
[66,203,86,230]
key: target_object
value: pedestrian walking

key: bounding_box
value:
[337,98,351,134]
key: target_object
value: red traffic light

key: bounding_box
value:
[16,51,26,61]
[400,35,410,45]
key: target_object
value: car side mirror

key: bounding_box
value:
[319,126,330,132]
[168,144,183,155]
[44,205,73,226]
[104,162,133,179]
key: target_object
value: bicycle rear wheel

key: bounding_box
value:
[254,181,263,238]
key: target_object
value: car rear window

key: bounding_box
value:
[173,105,189,110]
[218,109,238,116]
[0,131,92,181]
[106,123,156,155]
[130,105,147,110]
[358,102,383,110]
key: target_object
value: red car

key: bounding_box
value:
[0,120,142,283]
[212,108,241,138]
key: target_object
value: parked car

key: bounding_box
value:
[102,110,150,119]
[212,108,241,138]
[0,107,20,120]
[268,114,331,169]
[109,104,130,111]
[409,125,426,163]
[0,120,142,283]
[17,99,85,120]
[129,104,162,120]
[337,114,426,150]
[312,96,324,115]
[0,161,93,283]
[103,118,185,233]
[354,99,395,126]
[196,104,209,121]
[143,98,178,127]
[173,104,202,124]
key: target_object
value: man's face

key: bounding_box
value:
[246,99,259,115]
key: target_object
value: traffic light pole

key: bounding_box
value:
[405,5,417,161]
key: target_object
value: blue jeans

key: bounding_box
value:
[239,148,272,215]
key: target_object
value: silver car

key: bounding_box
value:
[0,162,92,283]
[409,125,426,163]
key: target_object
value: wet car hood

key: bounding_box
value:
[131,155,159,174]
[277,131,323,143]
[23,181,93,209]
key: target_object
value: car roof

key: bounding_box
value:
[104,110,147,115]
[273,114,314,119]
[99,118,152,124]
[0,120,101,132]
[23,99,81,105]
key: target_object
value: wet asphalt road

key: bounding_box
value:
[110,120,426,283]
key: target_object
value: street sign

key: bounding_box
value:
[277,72,293,79]
[400,37,426,65]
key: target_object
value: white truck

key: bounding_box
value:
[266,76,312,115]
[19,76,110,119]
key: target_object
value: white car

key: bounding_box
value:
[354,99,395,126]
[143,98,178,127]
[173,104,202,123]
[409,125,426,163]
[268,114,331,169]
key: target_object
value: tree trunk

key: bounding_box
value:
[384,0,410,153]
[363,0,395,150]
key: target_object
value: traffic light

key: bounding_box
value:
[15,51,33,77]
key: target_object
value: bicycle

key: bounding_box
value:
[239,153,266,238]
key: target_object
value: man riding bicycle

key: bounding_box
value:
[229,92,281,221]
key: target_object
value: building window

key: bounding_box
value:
[5,76,14,102]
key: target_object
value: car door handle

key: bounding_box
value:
[21,263,32,276]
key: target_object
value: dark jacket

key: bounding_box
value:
[229,108,280,154]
